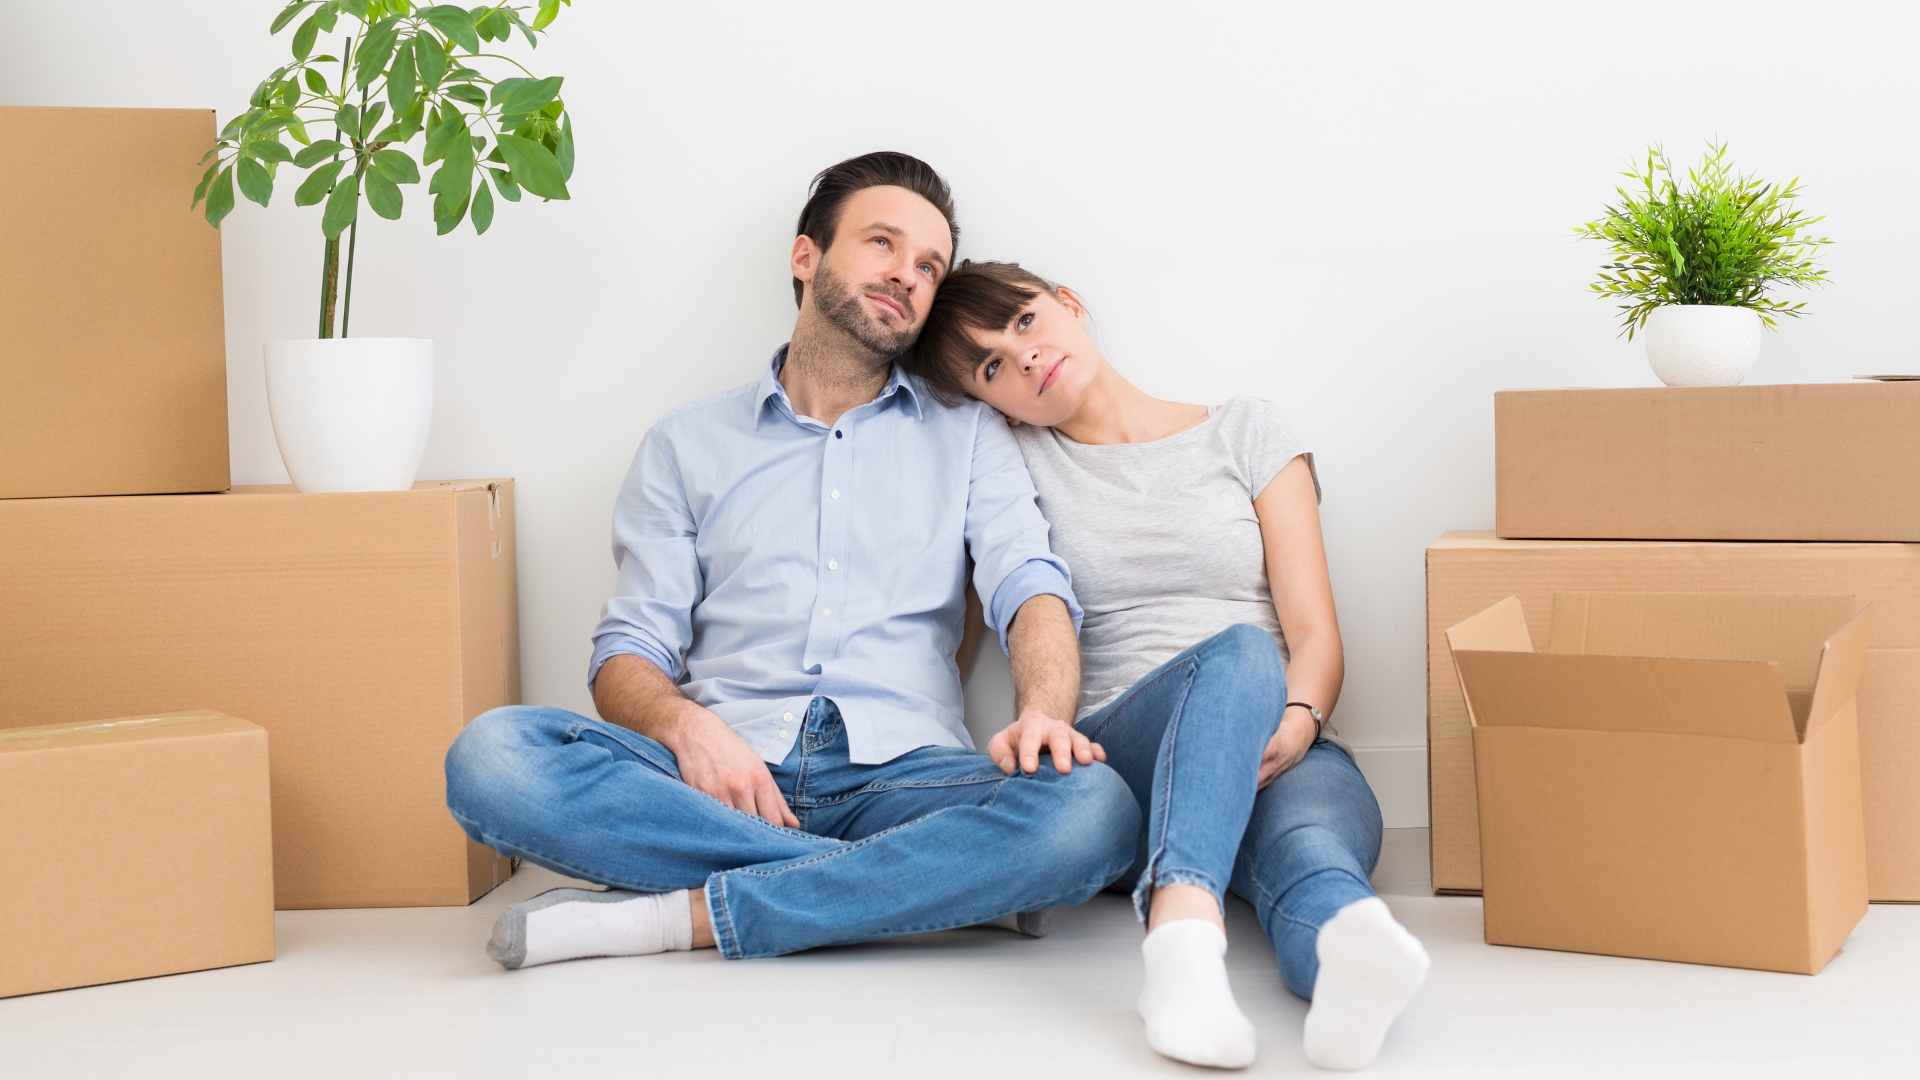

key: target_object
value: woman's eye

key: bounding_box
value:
[1016,312,1034,330]
[983,358,1001,382]
[874,237,890,248]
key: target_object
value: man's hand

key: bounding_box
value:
[1257,707,1319,790]
[594,653,798,828]
[989,712,1106,775]
[659,707,800,827]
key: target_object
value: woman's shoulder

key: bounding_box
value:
[1212,394,1315,496]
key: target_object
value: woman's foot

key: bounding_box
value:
[1303,897,1428,1070]
[1138,918,1257,1068]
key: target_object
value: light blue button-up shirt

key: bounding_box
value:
[589,346,1082,766]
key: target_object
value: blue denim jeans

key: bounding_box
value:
[445,698,1139,959]
[1074,624,1384,998]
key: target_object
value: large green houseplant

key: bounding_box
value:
[1577,142,1829,386]
[196,0,575,492]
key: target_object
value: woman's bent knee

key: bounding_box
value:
[1196,624,1285,690]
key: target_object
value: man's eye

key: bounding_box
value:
[1016,312,1034,330]
[919,263,933,276]
[983,358,1001,381]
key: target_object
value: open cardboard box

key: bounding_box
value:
[1447,592,1871,974]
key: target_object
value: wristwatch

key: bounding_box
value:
[1285,701,1325,739]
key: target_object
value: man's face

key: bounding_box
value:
[794,185,953,358]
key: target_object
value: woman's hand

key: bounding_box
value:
[1257,707,1319,789]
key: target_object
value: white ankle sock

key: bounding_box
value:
[1138,918,1257,1069]
[1303,897,1429,1071]
[488,887,694,970]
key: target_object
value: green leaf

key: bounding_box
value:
[315,5,337,32]
[486,166,522,202]
[322,170,361,237]
[365,168,404,219]
[360,101,387,136]
[495,132,568,199]
[205,165,236,228]
[356,16,401,90]
[191,161,221,208]
[423,112,466,163]
[304,67,329,94]
[422,5,479,54]
[336,103,361,142]
[237,156,274,207]
[338,0,370,19]
[271,1,316,34]
[414,32,448,88]
[555,113,573,181]
[444,83,487,107]
[532,0,561,31]
[491,75,562,117]
[294,139,345,168]
[372,148,420,183]
[292,12,321,59]
[288,118,312,145]
[251,139,294,164]
[294,159,346,205]
[387,38,417,111]
[470,174,494,233]
[473,7,503,42]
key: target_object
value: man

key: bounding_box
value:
[445,151,1139,965]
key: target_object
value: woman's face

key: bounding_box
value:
[959,287,1102,428]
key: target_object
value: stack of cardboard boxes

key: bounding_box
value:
[0,105,521,997]
[1429,382,1920,973]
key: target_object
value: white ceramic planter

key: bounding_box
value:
[263,338,434,493]
[1642,305,1763,387]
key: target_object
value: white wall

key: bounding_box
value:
[7,2,1916,824]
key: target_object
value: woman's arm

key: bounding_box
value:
[1252,455,1345,788]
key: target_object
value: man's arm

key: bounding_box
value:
[594,654,799,827]
[986,593,1105,775]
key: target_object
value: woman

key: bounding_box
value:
[917,263,1428,1071]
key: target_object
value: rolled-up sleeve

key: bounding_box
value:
[588,426,702,692]
[963,408,1083,652]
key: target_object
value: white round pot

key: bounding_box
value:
[263,338,434,493]
[1642,305,1763,387]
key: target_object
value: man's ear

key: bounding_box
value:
[791,234,821,288]
[1054,286,1090,326]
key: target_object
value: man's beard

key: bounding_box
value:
[812,260,917,360]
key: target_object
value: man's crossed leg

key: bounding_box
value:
[447,698,1140,962]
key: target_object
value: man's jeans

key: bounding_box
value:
[446,697,1140,959]
[1075,624,1385,998]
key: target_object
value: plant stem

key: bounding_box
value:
[318,234,340,338]
[342,215,358,338]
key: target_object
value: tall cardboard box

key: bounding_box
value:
[1447,594,1870,974]
[1495,383,1920,542]
[0,105,229,500]
[0,481,519,909]
[1427,532,1920,900]
[2,710,275,998]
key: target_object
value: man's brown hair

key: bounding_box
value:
[793,152,959,307]
[908,260,1060,404]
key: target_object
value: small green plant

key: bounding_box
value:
[1576,142,1830,338]
[193,0,575,338]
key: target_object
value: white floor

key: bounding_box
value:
[5,830,1917,1078]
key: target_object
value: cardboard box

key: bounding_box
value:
[1495,383,1920,542]
[2,710,275,997]
[0,105,229,500]
[1447,593,1870,974]
[1427,532,1920,900]
[0,481,519,909]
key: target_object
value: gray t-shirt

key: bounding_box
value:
[1013,395,1318,721]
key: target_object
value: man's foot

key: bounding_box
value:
[1138,918,1257,1068]
[487,887,694,970]
[1303,897,1429,1071]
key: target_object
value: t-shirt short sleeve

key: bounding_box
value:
[1222,395,1317,502]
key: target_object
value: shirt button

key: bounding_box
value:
[822,608,832,616]
[780,729,790,739]
[828,559,839,570]
[784,712,794,722]
[830,490,840,500]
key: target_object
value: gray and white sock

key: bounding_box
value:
[487,887,694,970]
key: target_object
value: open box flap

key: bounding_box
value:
[1803,604,1874,742]
[1546,592,1855,695]
[1444,595,1533,655]
[1452,649,1799,742]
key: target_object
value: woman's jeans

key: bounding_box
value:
[446,697,1139,959]
[1074,623,1384,998]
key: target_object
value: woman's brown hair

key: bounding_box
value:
[908,260,1062,405]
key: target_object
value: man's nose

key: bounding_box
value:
[885,256,915,293]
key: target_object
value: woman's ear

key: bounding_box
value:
[1054,286,1090,326]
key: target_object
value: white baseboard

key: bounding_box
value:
[1348,745,1428,828]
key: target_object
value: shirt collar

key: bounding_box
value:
[756,344,924,423]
